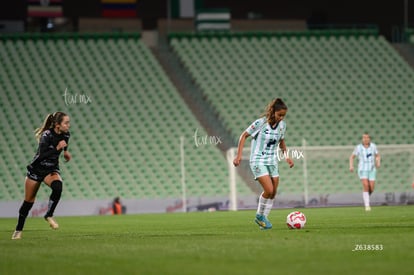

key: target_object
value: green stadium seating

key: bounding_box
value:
[170,31,414,195]
[2,30,413,202]
[170,32,414,147]
[0,34,250,201]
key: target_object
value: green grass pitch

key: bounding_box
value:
[1,206,414,275]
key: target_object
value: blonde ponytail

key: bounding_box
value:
[34,112,67,141]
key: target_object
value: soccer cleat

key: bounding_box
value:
[255,214,272,230]
[11,230,22,240]
[365,206,371,211]
[45,217,59,229]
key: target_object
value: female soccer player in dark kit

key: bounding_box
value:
[12,112,71,240]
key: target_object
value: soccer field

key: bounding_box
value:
[1,206,413,275]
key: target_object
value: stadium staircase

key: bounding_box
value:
[150,41,259,193]
[393,43,414,70]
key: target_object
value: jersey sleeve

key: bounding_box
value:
[245,118,266,138]
[352,145,359,156]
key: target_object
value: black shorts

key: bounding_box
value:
[26,165,60,182]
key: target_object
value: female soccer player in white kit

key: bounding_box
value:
[349,133,381,211]
[233,98,294,229]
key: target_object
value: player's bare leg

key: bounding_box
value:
[361,179,371,211]
[368,180,375,195]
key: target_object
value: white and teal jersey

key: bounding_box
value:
[245,117,286,165]
[353,143,378,171]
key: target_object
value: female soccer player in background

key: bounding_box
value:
[349,133,380,211]
[12,112,71,239]
[233,98,294,230]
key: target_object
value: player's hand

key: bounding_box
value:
[64,151,71,162]
[286,157,294,168]
[56,140,67,151]
[349,167,354,172]
[233,157,241,167]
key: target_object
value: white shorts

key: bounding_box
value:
[250,164,279,179]
[358,170,376,181]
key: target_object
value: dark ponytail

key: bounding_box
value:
[264,98,288,125]
[34,112,67,141]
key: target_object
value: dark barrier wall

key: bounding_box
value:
[63,0,101,17]
[201,0,412,39]
[1,0,413,39]
[0,1,26,20]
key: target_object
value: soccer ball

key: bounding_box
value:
[286,211,306,229]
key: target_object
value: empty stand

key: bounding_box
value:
[1,30,413,202]
[170,30,414,195]
[170,31,414,146]
[0,33,250,201]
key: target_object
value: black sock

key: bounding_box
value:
[16,201,34,231]
[45,180,62,218]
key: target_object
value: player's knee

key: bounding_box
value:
[263,193,275,200]
[51,180,62,192]
[50,180,63,201]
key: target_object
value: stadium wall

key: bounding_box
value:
[1,191,413,218]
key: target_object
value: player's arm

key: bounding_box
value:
[349,153,356,172]
[279,139,294,168]
[233,131,250,167]
[375,153,380,168]
[63,150,72,162]
[63,133,71,162]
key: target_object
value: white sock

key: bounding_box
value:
[363,192,370,207]
[263,198,274,217]
[256,193,268,216]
